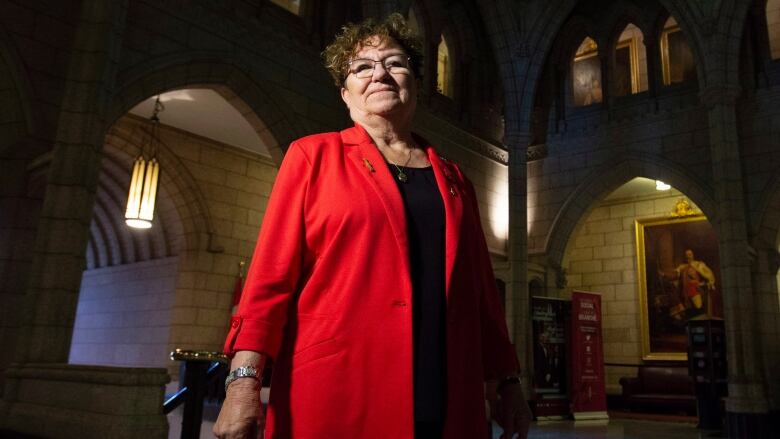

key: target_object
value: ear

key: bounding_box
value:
[340,86,350,108]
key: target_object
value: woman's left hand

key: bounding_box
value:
[493,382,532,439]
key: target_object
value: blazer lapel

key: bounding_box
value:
[341,124,463,300]
[426,147,463,299]
[341,124,411,280]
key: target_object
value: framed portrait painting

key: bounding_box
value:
[572,45,603,107]
[634,215,723,361]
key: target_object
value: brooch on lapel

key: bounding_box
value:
[440,163,458,197]
[362,158,375,173]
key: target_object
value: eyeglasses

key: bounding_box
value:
[347,55,412,78]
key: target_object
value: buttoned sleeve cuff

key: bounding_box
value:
[223,315,283,359]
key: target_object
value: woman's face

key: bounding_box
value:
[340,36,417,123]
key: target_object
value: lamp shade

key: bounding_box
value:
[125,156,160,229]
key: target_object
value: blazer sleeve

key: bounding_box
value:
[462,174,520,380]
[223,141,312,359]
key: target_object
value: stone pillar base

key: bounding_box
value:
[725,410,777,439]
[0,363,169,439]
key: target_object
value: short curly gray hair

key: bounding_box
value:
[322,13,423,87]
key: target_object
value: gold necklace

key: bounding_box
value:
[389,147,413,182]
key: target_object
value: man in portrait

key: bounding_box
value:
[660,248,716,319]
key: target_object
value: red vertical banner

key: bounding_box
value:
[570,290,608,420]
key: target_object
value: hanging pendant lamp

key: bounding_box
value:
[125,97,163,229]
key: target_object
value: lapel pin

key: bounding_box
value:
[450,186,457,196]
[362,158,375,173]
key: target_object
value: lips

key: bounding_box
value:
[368,86,397,96]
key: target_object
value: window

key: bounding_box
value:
[408,7,420,34]
[614,23,648,96]
[660,17,696,85]
[270,0,301,15]
[767,0,780,59]
[437,35,454,97]
[572,37,602,106]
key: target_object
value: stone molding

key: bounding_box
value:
[1,363,169,439]
[414,109,509,165]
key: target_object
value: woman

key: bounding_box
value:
[214,13,531,439]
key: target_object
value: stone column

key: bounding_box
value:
[751,246,780,417]
[12,0,127,365]
[643,38,660,109]
[506,132,532,382]
[700,85,772,437]
[1,2,169,437]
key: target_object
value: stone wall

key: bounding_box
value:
[561,186,702,393]
[105,116,279,372]
[69,257,178,368]
[527,87,712,255]
[415,110,509,256]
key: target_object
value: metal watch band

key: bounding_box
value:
[224,365,259,392]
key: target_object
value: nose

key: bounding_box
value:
[371,61,390,81]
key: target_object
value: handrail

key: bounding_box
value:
[163,361,225,414]
[165,350,230,439]
[171,349,229,363]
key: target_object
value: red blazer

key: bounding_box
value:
[224,123,518,439]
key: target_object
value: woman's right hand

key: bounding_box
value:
[213,379,264,439]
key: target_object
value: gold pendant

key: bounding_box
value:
[397,171,408,183]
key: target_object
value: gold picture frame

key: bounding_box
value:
[660,25,696,86]
[635,214,723,361]
[615,38,639,95]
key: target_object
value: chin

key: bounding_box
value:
[367,102,403,115]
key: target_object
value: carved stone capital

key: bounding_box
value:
[526,144,548,162]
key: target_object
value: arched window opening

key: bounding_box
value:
[614,23,648,96]
[767,0,780,59]
[270,0,301,15]
[437,35,454,98]
[660,17,696,85]
[572,37,602,106]
[408,7,420,34]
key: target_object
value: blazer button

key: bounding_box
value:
[231,317,240,328]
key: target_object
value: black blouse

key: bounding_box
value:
[387,163,447,424]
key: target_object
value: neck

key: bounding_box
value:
[356,115,414,150]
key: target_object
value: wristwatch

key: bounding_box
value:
[224,365,259,392]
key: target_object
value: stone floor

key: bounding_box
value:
[165,414,721,439]
[497,419,722,439]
